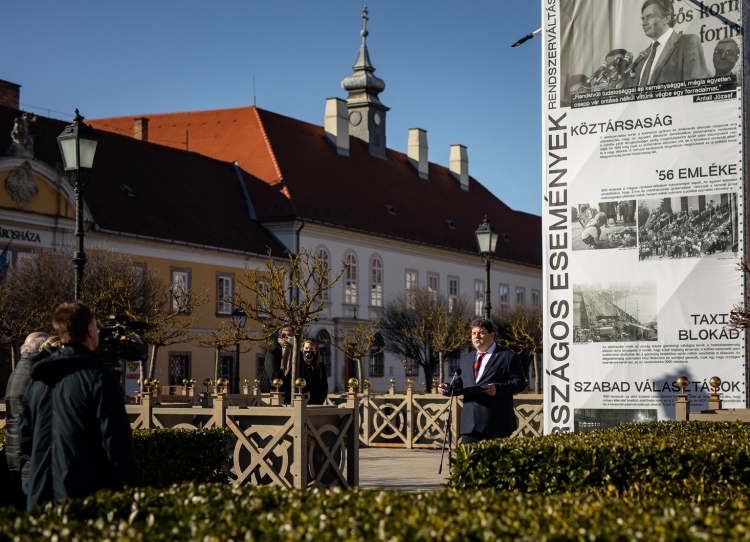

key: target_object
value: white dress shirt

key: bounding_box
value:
[475,342,497,382]
[645,27,674,84]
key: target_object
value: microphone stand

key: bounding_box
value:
[438,380,457,474]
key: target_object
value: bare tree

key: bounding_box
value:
[423,294,472,384]
[195,319,254,385]
[0,246,172,370]
[380,286,462,392]
[234,248,347,383]
[332,319,384,392]
[492,305,543,393]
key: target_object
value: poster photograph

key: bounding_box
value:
[542,0,745,434]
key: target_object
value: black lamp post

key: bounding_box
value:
[57,110,98,300]
[475,216,499,320]
[231,309,248,393]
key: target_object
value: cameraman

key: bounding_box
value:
[19,301,138,509]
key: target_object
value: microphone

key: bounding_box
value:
[448,368,462,393]
[587,61,609,85]
[453,368,462,377]
[629,50,648,78]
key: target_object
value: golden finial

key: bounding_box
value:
[272,378,284,389]
[709,376,722,391]
[254,379,261,386]
[295,378,307,389]
[676,376,690,391]
[348,378,359,390]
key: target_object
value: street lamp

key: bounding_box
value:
[57,110,98,300]
[231,309,247,393]
[474,216,499,320]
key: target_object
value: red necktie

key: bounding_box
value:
[474,352,485,380]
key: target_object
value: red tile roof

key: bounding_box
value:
[92,106,542,267]
[0,105,287,257]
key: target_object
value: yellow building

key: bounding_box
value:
[0,81,287,393]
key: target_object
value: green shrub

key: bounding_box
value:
[449,421,750,500]
[0,427,229,507]
[132,427,229,488]
[0,426,5,450]
[3,483,750,541]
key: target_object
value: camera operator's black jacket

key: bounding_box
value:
[19,344,139,509]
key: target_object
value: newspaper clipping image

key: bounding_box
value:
[543,0,745,434]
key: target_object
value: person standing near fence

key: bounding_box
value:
[438,318,525,443]
[19,300,138,509]
[300,338,328,405]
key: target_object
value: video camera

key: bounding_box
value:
[95,314,148,368]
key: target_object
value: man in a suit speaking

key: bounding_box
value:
[438,318,526,443]
[632,0,709,87]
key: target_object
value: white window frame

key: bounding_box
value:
[516,287,526,307]
[370,256,383,307]
[499,283,510,311]
[448,276,459,312]
[217,274,234,315]
[171,268,191,311]
[427,273,439,298]
[531,289,541,307]
[316,246,330,301]
[474,280,485,317]
[344,252,358,304]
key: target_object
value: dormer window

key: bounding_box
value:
[120,183,135,198]
[445,219,456,229]
[501,232,509,241]
[385,204,396,215]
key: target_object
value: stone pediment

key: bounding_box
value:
[0,156,91,223]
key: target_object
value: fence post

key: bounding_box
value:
[291,392,308,489]
[406,379,414,449]
[675,393,690,421]
[451,397,461,448]
[141,389,153,429]
[361,384,371,446]
[346,384,360,487]
[213,392,228,428]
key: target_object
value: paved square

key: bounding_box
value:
[358,448,450,491]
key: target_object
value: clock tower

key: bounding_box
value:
[341,6,389,159]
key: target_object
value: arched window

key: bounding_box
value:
[316,329,332,375]
[345,252,357,304]
[370,256,383,307]
[317,247,330,301]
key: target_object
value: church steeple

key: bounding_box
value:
[341,6,389,158]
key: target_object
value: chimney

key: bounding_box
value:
[407,128,428,180]
[0,79,20,110]
[324,98,349,156]
[450,144,469,191]
[134,117,149,142]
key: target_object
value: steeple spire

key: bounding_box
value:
[341,5,389,158]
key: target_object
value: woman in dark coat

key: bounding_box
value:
[300,338,328,405]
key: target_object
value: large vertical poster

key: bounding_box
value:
[542,0,746,433]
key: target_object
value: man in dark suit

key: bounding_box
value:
[631,0,709,87]
[438,318,526,443]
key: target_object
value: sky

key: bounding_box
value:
[1,1,542,216]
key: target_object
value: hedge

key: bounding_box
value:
[131,427,229,488]
[0,427,229,507]
[449,421,750,501]
[3,483,750,541]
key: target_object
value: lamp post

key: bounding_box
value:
[57,110,98,300]
[475,216,498,320]
[231,309,247,393]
